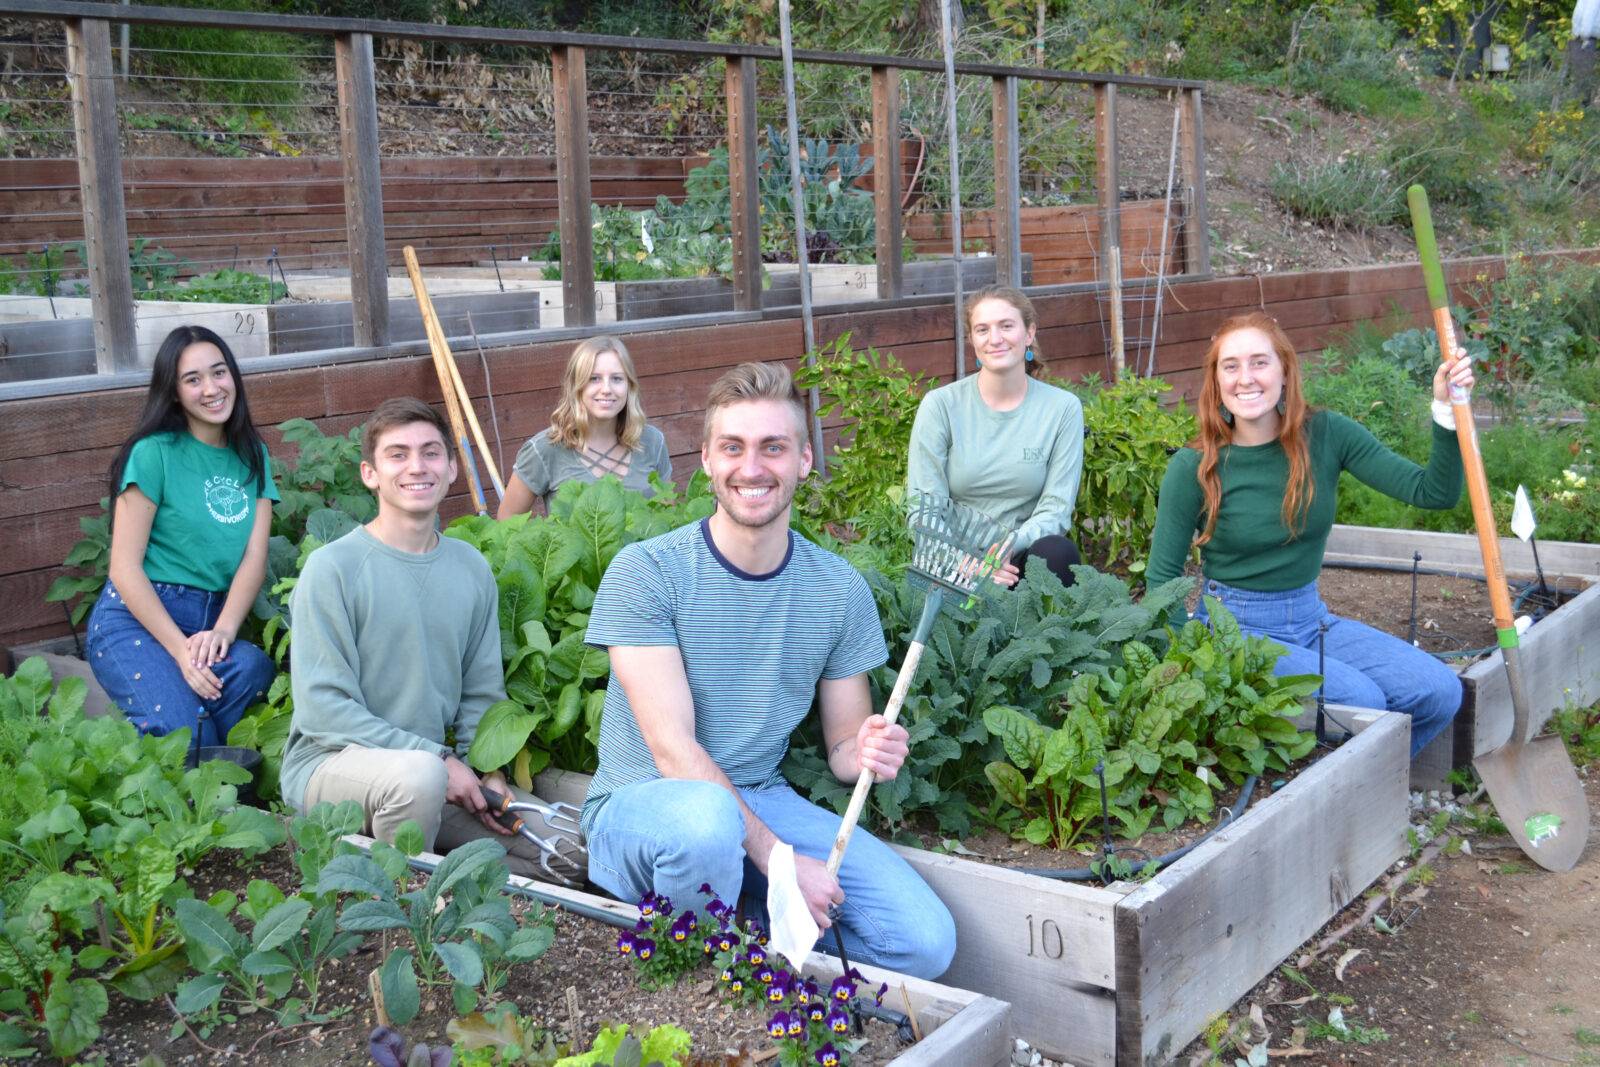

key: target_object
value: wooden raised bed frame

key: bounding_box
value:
[343,834,1014,1067]
[537,712,1410,1066]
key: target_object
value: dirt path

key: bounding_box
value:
[1178,770,1600,1067]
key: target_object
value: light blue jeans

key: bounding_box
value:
[1195,578,1461,758]
[586,778,956,980]
[86,580,275,749]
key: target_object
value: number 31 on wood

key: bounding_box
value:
[1025,914,1066,960]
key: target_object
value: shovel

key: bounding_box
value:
[1408,186,1589,872]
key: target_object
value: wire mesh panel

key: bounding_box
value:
[0,7,1210,387]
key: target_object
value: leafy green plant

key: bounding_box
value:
[319,833,553,1027]
[0,900,107,1062]
[983,597,1318,848]
[794,335,934,570]
[43,499,109,628]
[788,564,1193,836]
[1073,373,1195,577]
[449,476,714,781]
[171,269,276,304]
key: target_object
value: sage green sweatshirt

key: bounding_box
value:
[281,526,504,811]
[1146,409,1464,592]
[907,375,1085,551]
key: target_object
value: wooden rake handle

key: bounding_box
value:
[401,246,506,506]
[825,588,944,876]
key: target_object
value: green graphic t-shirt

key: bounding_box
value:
[121,432,279,592]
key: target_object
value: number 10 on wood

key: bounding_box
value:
[1025,914,1068,960]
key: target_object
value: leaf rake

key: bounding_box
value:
[825,490,1015,873]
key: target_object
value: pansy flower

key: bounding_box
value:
[814,1043,840,1067]
[830,975,856,1002]
[806,1000,828,1024]
[827,1007,850,1034]
[670,912,697,943]
[786,1012,805,1038]
[746,945,767,967]
[616,930,636,956]
[767,1012,790,1040]
[635,936,655,962]
[637,893,659,920]
[755,964,776,985]
[873,981,888,1006]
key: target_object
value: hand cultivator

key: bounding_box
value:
[479,785,587,888]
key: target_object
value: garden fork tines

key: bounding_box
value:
[479,786,587,888]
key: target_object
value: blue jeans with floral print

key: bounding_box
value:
[86,580,275,748]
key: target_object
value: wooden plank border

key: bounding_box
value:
[1114,713,1409,1065]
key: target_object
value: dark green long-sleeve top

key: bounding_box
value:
[1146,409,1465,591]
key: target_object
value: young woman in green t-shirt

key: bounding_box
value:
[86,325,279,748]
[1146,311,1475,757]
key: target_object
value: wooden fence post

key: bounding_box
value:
[1179,86,1211,277]
[65,18,136,374]
[992,74,1022,288]
[335,32,388,348]
[725,55,761,312]
[871,65,904,300]
[1093,80,1121,276]
[553,45,595,327]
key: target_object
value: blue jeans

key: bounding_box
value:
[86,580,275,748]
[586,778,956,980]
[1195,578,1461,758]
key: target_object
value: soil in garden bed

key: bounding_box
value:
[83,845,909,1067]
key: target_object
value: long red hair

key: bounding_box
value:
[1191,312,1313,545]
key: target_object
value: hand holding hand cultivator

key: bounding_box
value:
[478,786,587,888]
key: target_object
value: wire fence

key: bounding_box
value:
[0,7,1207,385]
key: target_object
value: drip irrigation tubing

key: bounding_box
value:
[1320,559,1584,660]
[1003,774,1260,881]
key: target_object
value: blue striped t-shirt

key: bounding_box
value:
[581,518,888,831]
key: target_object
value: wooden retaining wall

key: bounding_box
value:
[0,156,689,275]
[0,253,1559,649]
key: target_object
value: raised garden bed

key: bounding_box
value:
[538,712,1410,1066]
[342,834,1015,1067]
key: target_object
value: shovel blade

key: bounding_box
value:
[1475,736,1590,872]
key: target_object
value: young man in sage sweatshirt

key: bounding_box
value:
[281,396,583,883]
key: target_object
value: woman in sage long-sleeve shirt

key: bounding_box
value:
[908,284,1085,587]
[1146,312,1475,758]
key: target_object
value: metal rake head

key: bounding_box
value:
[905,490,1016,602]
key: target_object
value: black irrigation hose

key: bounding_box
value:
[1003,773,1260,882]
[1321,560,1584,661]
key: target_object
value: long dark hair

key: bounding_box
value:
[107,325,267,521]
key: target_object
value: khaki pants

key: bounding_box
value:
[302,745,585,885]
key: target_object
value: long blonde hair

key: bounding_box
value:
[547,335,648,452]
[1192,312,1313,545]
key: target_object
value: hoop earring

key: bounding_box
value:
[1025,347,1035,362]
[1219,403,1234,426]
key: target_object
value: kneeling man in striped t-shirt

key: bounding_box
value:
[581,361,956,980]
